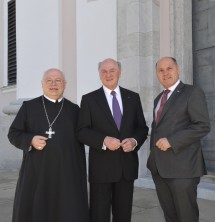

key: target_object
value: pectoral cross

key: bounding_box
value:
[45,128,55,139]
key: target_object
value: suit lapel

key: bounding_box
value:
[94,87,117,129]
[120,87,132,130]
[154,93,163,118]
[94,87,133,131]
[156,82,184,126]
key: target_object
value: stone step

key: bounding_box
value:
[136,176,215,201]
[202,173,215,184]
[198,181,215,201]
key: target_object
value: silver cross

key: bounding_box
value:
[45,128,55,139]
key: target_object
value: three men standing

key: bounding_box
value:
[8,57,210,222]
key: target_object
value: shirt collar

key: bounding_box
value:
[103,85,120,96]
[43,95,63,103]
[165,79,180,92]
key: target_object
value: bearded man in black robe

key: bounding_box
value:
[8,68,89,222]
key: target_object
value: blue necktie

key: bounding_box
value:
[111,91,122,130]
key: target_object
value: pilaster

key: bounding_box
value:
[169,0,193,83]
[117,0,160,177]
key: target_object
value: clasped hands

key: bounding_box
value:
[104,136,136,152]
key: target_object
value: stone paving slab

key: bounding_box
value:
[0,170,215,222]
[0,171,17,222]
[133,187,215,222]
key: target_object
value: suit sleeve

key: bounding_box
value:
[131,94,149,151]
[8,102,36,151]
[77,95,106,150]
[168,87,210,153]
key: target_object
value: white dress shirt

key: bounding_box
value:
[155,80,180,118]
[102,85,137,150]
[102,85,123,115]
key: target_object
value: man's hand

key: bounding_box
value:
[104,136,121,151]
[156,138,171,151]
[121,138,136,152]
[31,136,48,150]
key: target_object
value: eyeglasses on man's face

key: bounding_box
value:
[44,79,65,85]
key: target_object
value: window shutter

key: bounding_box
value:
[8,0,17,85]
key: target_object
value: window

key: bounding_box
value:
[7,0,16,85]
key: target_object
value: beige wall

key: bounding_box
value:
[0,0,77,114]
[61,0,77,103]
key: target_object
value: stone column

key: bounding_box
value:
[192,0,215,173]
[117,0,193,184]
[169,0,193,84]
[117,0,160,179]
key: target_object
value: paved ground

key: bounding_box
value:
[0,170,215,222]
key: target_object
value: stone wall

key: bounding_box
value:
[0,114,22,170]
[192,0,215,172]
[117,0,160,177]
[0,100,26,170]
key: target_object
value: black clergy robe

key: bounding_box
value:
[8,96,89,222]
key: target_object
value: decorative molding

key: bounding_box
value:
[3,98,31,115]
[0,85,16,93]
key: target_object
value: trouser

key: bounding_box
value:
[90,177,134,222]
[152,174,200,222]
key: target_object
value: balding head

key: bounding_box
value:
[41,68,66,100]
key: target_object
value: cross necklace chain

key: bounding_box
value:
[42,96,64,139]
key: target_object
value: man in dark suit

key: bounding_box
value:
[77,58,149,222]
[147,57,210,222]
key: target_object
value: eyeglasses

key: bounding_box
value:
[44,79,64,85]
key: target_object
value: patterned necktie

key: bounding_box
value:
[111,91,122,130]
[156,89,170,124]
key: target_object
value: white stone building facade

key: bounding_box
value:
[0,0,214,200]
